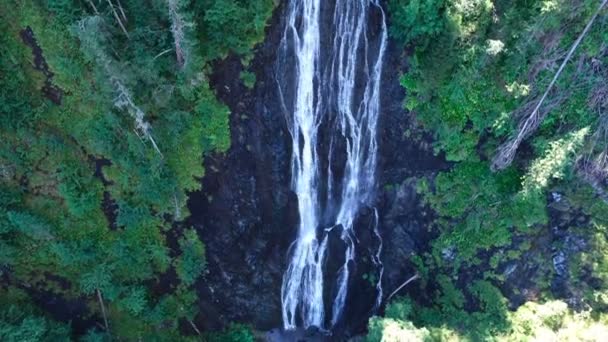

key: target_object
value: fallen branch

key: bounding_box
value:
[75,17,162,157]
[115,0,128,22]
[492,0,608,171]
[187,318,201,336]
[86,0,99,14]
[153,48,173,61]
[386,273,420,303]
[113,79,163,157]
[174,193,181,219]
[96,289,110,334]
[107,0,129,38]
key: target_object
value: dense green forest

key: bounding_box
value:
[2,0,608,341]
[369,0,608,340]
[0,0,273,340]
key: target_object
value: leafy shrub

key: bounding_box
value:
[387,0,447,48]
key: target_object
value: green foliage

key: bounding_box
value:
[0,288,71,342]
[80,329,110,342]
[396,0,604,165]
[175,229,206,287]
[422,161,546,266]
[0,0,274,339]
[565,194,608,313]
[506,301,608,341]
[369,278,510,340]
[387,0,447,49]
[381,0,608,340]
[387,298,414,320]
[240,70,256,90]
[195,0,275,60]
[369,296,608,342]
[194,83,232,153]
[521,127,589,196]
[367,317,431,342]
[369,275,608,340]
[0,306,71,342]
[204,323,255,342]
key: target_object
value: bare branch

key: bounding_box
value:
[86,0,100,14]
[174,193,181,219]
[76,17,162,156]
[492,0,608,171]
[167,0,193,68]
[115,0,128,22]
[106,0,129,38]
[96,289,110,334]
[187,318,201,336]
[386,273,420,303]
[113,79,164,157]
[153,48,173,61]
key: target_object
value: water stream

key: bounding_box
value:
[276,0,387,330]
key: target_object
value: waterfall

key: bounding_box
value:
[277,0,387,330]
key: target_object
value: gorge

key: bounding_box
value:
[190,0,441,337]
[3,0,608,340]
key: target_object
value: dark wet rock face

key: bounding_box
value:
[340,208,384,333]
[493,192,592,310]
[185,2,605,338]
[187,1,294,331]
[188,1,445,337]
[548,193,588,308]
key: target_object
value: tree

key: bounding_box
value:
[175,229,206,287]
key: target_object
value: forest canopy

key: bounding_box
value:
[2,0,608,340]
[0,0,273,340]
[370,0,608,340]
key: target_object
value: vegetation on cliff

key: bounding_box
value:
[3,0,608,340]
[0,0,273,340]
[370,0,608,340]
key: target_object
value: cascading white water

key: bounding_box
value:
[277,0,387,330]
[371,208,384,312]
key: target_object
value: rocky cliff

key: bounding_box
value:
[187,1,446,337]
